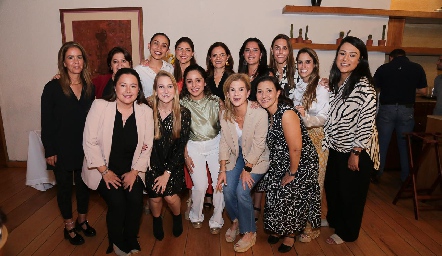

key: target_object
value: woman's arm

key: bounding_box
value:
[83,100,107,168]
[41,82,57,164]
[299,85,330,128]
[243,110,268,168]
[132,106,154,173]
[281,110,302,186]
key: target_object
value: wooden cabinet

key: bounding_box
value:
[282,5,442,56]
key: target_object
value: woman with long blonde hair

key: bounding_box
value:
[146,71,191,240]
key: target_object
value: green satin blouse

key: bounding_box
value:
[180,95,220,141]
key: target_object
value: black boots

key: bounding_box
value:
[153,216,164,241]
[173,214,183,237]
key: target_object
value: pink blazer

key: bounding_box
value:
[81,99,154,190]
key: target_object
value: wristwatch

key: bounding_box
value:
[244,166,252,172]
[350,148,361,156]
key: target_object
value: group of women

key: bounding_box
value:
[41,32,378,255]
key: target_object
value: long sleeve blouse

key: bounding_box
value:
[322,77,379,166]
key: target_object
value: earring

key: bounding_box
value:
[226,60,229,66]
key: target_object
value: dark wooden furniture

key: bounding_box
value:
[392,132,442,220]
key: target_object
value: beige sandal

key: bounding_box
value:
[225,220,239,242]
[234,232,256,253]
[299,229,320,243]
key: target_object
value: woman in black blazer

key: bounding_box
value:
[41,41,96,245]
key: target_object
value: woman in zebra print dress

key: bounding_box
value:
[256,76,320,253]
[322,36,379,244]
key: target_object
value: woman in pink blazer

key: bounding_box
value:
[82,68,154,255]
[216,73,269,253]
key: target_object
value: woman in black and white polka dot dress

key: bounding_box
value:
[255,76,320,253]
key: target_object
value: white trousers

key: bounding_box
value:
[187,135,224,228]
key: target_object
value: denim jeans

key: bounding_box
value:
[376,104,414,181]
[223,147,264,233]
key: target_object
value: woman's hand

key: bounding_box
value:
[319,77,330,91]
[46,155,57,166]
[153,171,170,194]
[141,144,149,152]
[295,105,306,117]
[250,101,261,109]
[141,59,150,66]
[185,155,195,174]
[121,170,138,191]
[216,171,226,192]
[281,172,295,186]
[240,170,255,190]
[103,170,122,189]
[348,154,360,171]
[52,74,60,80]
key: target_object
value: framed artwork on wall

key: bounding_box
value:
[60,7,144,78]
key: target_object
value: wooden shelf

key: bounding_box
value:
[282,6,442,23]
[291,43,442,56]
[283,6,442,56]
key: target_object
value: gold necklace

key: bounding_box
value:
[70,81,82,85]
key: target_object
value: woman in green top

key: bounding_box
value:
[180,64,224,234]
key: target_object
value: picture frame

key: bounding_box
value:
[60,7,144,77]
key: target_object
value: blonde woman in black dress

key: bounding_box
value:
[146,71,191,240]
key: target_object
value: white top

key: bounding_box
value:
[234,121,243,148]
[134,60,174,97]
[291,80,330,128]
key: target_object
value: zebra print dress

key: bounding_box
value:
[322,77,379,168]
[257,104,321,235]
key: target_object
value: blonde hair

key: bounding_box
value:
[57,41,93,98]
[152,71,182,140]
[222,73,251,123]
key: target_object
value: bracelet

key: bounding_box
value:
[288,171,296,177]
[101,167,109,176]
[165,170,172,175]
[219,170,226,174]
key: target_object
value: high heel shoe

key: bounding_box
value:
[75,220,96,237]
[64,227,85,245]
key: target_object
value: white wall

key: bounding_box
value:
[0,0,390,160]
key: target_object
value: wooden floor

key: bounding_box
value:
[1,167,442,256]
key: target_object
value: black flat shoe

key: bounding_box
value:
[76,220,96,237]
[278,236,295,253]
[267,235,280,244]
[64,227,85,245]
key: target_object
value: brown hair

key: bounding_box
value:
[222,73,251,122]
[296,48,320,111]
[152,71,182,140]
[57,41,93,98]
[269,34,296,92]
